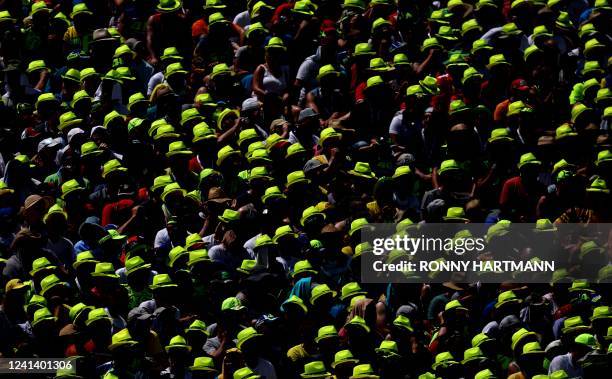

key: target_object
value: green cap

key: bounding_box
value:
[340,282,366,301]
[315,325,338,343]
[237,259,258,274]
[69,302,92,322]
[70,3,93,18]
[286,170,310,187]
[233,366,261,379]
[190,356,217,372]
[165,62,188,78]
[58,111,83,131]
[216,145,241,166]
[462,18,482,35]
[463,67,484,84]
[187,249,211,267]
[292,260,318,278]
[108,328,138,350]
[438,159,461,175]
[32,307,57,327]
[165,335,192,353]
[371,17,391,33]
[472,39,493,54]
[237,128,258,147]
[125,256,151,276]
[266,36,286,50]
[487,54,510,69]
[351,364,379,378]
[353,42,375,57]
[419,76,439,94]
[150,273,178,290]
[348,162,376,179]
[495,290,522,308]
[72,251,98,270]
[166,141,193,158]
[421,37,442,52]
[161,46,182,61]
[310,284,337,305]
[462,346,485,363]
[317,64,340,81]
[376,340,400,358]
[474,369,497,379]
[71,90,92,109]
[29,257,56,277]
[236,327,263,349]
[192,122,216,143]
[40,274,66,296]
[301,361,331,378]
[369,58,392,72]
[86,307,112,326]
[210,63,232,79]
[319,127,342,146]
[331,349,359,368]
[472,332,495,347]
[511,327,538,351]
[218,208,240,223]
[27,59,48,73]
[91,262,119,279]
[517,152,541,169]
[221,296,245,311]
[432,351,458,370]
[574,333,597,348]
[128,92,149,111]
[301,205,326,226]
[168,246,189,267]
[273,225,297,241]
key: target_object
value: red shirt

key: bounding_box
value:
[101,198,135,226]
[188,156,203,173]
[191,18,208,39]
[499,176,543,221]
[355,81,367,102]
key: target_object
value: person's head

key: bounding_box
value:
[447,123,479,159]
[241,98,263,123]
[236,326,264,358]
[571,333,597,360]
[70,3,93,32]
[31,307,58,338]
[166,335,192,365]
[207,11,231,35]
[30,2,50,29]
[517,152,542,185]
[3,279,29,309]
[297,108,320,133]
[315,324,339,355]
[264,37,286,65]
[165,63,188,93]
[86,307,113,341]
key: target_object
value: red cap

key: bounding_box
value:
[320,19,337,34]
[511,78,529,92]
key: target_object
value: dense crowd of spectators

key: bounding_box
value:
[0,0,610,378]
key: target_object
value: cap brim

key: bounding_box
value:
[108,340,138,351]
[126,264,152,276]
[190,366,218,373]
[310,290,337,305]
[348,170,376,179]
[331,358,359,368]
[91,273,119,279]
[40,282,67,296]
[340,291,367,301]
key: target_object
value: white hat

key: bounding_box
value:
[67,128,85,144]
[37,137,62,153]
[241,98,261,112]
